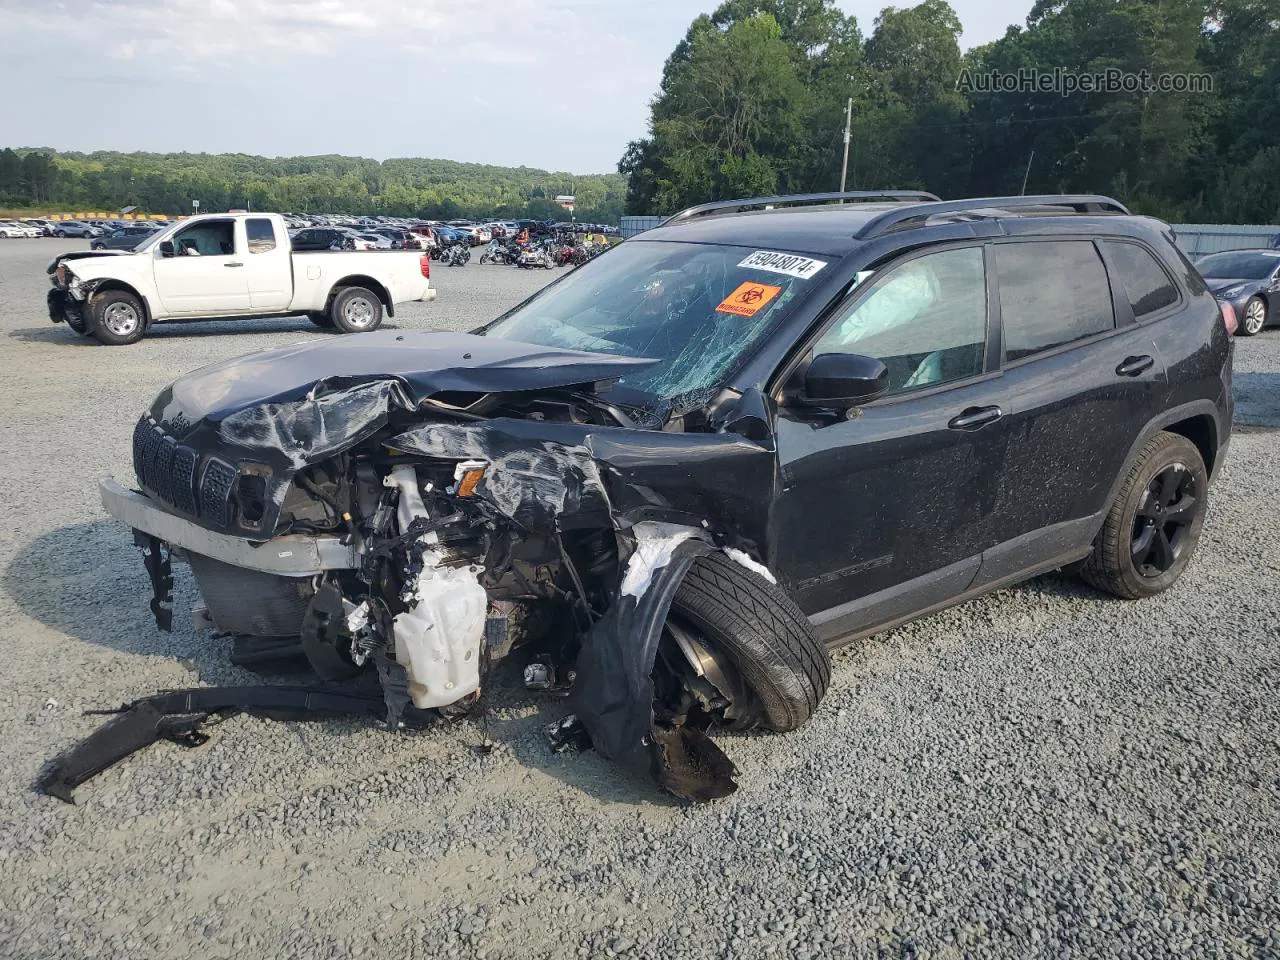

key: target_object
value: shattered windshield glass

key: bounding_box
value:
[475,240,824,404]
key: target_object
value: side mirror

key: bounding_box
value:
[158,240,175,258]
[799,353,890,408]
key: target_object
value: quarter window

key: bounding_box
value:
[813,247,988,395]
[246,218,276,254]
[1101,241,1178,318]
[996,241,1114,361]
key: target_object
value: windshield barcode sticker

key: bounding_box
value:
[738,250,828,280]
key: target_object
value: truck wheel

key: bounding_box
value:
[87,290,146,345]
[667,552,831,733]
[1081,431,1208,599]
[306,311,334,329]
[329,286,383,333]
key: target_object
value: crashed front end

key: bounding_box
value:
[46,251,132,329]
[88,331,783,802]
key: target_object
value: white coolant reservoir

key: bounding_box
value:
[393,556,488,708]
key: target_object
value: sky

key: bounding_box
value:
[0,0,1034,174]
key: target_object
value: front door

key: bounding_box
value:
[771,244,1010,639]
[152,218,251,315]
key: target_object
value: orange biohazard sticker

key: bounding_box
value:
[715,281,783,317]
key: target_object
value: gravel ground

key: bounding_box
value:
[0,239,1277,959]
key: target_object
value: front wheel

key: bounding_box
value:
[1081,431,1208,599]
[1238,296,1267,336]
[328,286,383,334]
[90,241,104,250]
[87,290,146,345]
[666,552,830,733]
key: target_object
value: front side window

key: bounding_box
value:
[171,220,235,257]
[246,218,276,254]
[813,246,988,395]
[1102,241,1178,317]
[996,241,1114,361]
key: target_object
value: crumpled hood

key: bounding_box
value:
[46,249,134,273]
[150,330,656,430]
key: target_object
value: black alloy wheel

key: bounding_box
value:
[1131,462,1198,578]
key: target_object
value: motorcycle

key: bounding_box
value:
[479,239,514,265]
[442,242,471,267]
[516,240,556,270]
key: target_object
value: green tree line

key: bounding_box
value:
[0,149,627,223]
[620,0,1280,223]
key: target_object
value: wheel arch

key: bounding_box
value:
[1102,402,1225,520]
[326,275,394,318]
[86,279,154,326]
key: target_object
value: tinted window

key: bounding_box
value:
[1195,251,1280,280]
[997,241,1114,361]
[814,247,988,395]
[246,218,276,253]
[1103,241,1177,317]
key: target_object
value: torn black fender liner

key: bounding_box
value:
[39,685,386,804]
[570,537,738,802]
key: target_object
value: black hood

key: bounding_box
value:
[1205,277,1261,296]
[151,330,656,428]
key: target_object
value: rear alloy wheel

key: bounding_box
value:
[1238,296,1267,336]
[1081,431,1208,599]
[328,286,383,334]
[87,290,146,345]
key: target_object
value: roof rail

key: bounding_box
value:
[854,194,1130,239]
[664,190,942,226]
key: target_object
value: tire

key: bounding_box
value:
[1081,431,1208,599]
[1238,296,1267,336]
[328,286,383,334]
[87,289,146,345]
[306,311,334,329]
[90,242,104,250]
[54,230,67,238]
[668,552,830,732]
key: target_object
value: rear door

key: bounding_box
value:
[151,218,252,315]
[242,217,293,312]
[974,237,1170,584]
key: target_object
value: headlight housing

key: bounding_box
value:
[1218,284,1247,299]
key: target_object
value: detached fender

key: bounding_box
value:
[571,535,738,801]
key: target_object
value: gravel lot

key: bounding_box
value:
[0,239,1277,959]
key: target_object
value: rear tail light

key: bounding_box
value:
[1219,301,1238,336]
[420,254,430,279]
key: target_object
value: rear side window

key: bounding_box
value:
[246,218,276,254]
[997,241,1114,361]
[1102,241,1178,317]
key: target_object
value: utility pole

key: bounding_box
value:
[1020,150,1035,196]
[839,97,853,199]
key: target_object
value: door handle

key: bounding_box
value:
[1115,355,1154,377]
[224,261,244,268]
[948,405,1003,431]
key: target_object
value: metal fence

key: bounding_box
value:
[1170,223,1280,257]
[619,216,665,238]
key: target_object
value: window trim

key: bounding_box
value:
[772,239,997,407]
[989,236,1121,369]
[1096,237,1184,326]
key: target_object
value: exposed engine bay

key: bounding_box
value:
[50,331,830,804]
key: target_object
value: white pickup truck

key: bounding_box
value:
[46,212,436,345]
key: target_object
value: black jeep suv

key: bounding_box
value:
[96,192,1232,802]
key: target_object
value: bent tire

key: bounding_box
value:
[669,552,830,733]
[1238,296,1267,336]
[1081,431,1208,600]
[306,311,334,329]
[329,286,383,334]
[87,289,146,345]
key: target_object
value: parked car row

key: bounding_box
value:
[0,216,176,239]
